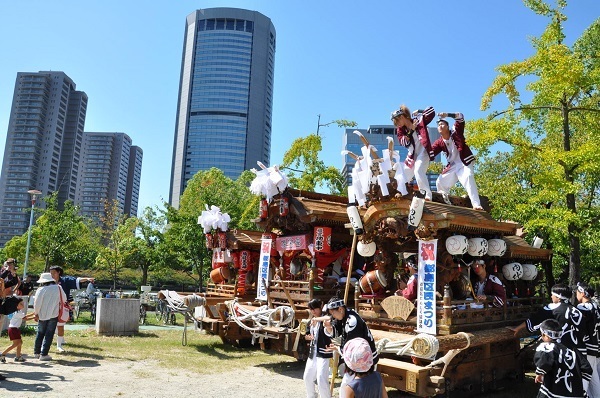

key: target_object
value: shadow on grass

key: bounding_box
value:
[256,359,305,377]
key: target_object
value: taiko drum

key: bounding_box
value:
[359,270,387,295]
[210,266,231,284]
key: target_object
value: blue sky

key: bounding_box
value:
[0,0,598,212]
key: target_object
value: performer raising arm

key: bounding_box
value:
[391,105,436,200]
[431,112,483,210]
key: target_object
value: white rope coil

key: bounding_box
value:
[376,333,440,359]
[226,299,295,339]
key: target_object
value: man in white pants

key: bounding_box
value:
[432,112,483,210]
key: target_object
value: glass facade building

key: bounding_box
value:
[169,8,276,208]
[0,71,87,247]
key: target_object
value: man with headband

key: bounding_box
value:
[534,319,592,398]
[575,282,600,396]
[508,284,587,356]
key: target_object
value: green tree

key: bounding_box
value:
[133,206,166,286]
[96,216,139,290]
[163,168,259,288]
[282,132,353,195]
[30,193,94,271]
[469,0,600,286]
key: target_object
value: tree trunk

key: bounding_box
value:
[562,102,580,287]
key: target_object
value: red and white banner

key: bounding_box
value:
[416,239,437,336]
[257,237,273,301]
[275,234,310,251]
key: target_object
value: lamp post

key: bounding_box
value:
[23,189,42,280]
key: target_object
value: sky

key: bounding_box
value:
[0,0,599,213]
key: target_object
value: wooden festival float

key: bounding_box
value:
[194,134,552,397]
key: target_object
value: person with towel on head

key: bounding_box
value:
[533,319,592,398]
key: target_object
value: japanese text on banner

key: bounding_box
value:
[256,238,272,301]
[416,239,437,335]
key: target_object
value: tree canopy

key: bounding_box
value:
[468,0,600,286]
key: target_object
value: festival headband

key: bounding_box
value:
[551,292,569,301]
[576,282,591,298]
[327,299,345,310]
[540,326,562,340]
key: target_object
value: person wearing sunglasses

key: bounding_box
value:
[575,281,600,397]
[323,297,378,398]
[470,259,506,308]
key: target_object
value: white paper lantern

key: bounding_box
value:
[502,262,523,281]
[521,264,538,281]
[467,238,488,257]
[357,241,377,257]
[487,239,507,257]
[445,235,468,256]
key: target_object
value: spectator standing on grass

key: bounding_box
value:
[49,265,94,352]
[340,338,388,398]
[1,298,35,363]
[303,299,332,398]
[18,274,34,297]
[1,258,20,296]
[33,272,66,361]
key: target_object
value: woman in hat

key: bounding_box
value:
[340,338,387,398]
[33,272,66,361]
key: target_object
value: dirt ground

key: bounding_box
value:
[0,354,538,398]
[0,355,311,398]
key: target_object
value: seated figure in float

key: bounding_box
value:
[395,255,418,301]
[470,259,506,308]
[431,112,483,210]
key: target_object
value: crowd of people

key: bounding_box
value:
[0,260,94,381]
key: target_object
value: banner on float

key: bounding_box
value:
[257,237,273,301]
[416,239,437,335]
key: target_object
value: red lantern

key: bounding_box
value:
[259,199,268,219]
[217,231,227,250]
[279,197,289,216]
[205,233,214,250]
[313,226,332,253]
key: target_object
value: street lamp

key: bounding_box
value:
[23,189,42,280]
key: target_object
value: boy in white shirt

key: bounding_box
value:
[1,298,34,362]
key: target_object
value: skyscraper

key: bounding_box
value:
[169,7,276,208]
[76,132,142,222]
[0,71,87,247]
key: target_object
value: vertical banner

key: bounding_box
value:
[257,237,273,301]
[416,239,437,335]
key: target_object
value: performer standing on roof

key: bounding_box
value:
[432,112,483,210]
[391,105,436,201]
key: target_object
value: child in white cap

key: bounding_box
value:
[340,338,388,398]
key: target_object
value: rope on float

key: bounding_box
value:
[226,299,295,341]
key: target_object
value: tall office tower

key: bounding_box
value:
[342,126,441,192]
[169,7,276,208]
[125,145,143,217]
[0,71,87,247]
[76,133,142,222]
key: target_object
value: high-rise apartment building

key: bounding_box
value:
[169,7,276,208]
[342,125,441,192]
[76,133,142,221]
[0,71,87,246]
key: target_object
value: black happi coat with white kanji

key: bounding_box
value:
[577,301,600,358]
[534,341,592,398]
[527,301,587,355]
[327,308,378,366]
